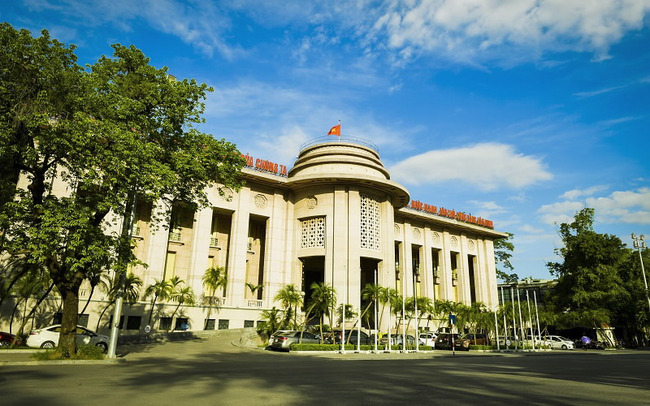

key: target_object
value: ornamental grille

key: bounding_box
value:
[360,195,380,250]
[300,217,325,248]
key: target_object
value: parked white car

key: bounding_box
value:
[419,332,438,347]
[547,335,574,350]
[26,325,109,352]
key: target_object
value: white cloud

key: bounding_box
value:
[538,200,585,225]
[371,0,650,65]
[559,185,609,200]
[390,143,552,190]
[255,126,310,164]
[539,187,650,225]
[24,0,241,58]
[520,224,544,234]
[573,85,627,98]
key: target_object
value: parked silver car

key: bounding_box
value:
[547,335,575,350]
[269,330,320,351]
[26,325,109,352]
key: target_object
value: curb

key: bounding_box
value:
[0,358,126,366]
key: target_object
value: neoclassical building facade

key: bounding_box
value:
[2,137,507,334]
[113,138,507,333]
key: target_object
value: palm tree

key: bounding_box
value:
[257,306,283,343]
[303,282,336,343]
[202,266,227,329]
[359,283,382,328]
[378,287,398,338]
[274,284,302,329]
[336,303,358,328]
[143,278,173,327]
[415,297,433,334]
[246,282,264,300]
[169,284,196,331]
[10,270,53,335]
[79,271,107,316]
[95,272,142,331]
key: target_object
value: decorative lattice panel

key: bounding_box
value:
[300,217,326,248]
[360,195,381,250]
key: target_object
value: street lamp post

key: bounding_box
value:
[631,233,650,313]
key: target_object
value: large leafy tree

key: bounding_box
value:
[0,24,244,356]
[495,233,518,283]
[547,208,629,330]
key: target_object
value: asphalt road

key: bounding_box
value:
[1,331,649,406]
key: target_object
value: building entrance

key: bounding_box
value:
[300,256,325,313]
[360,257,381,329]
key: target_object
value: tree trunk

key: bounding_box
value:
[9,299,23,334]
[147,297,157,326]
[58,286,81,357]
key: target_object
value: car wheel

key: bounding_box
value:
[96,342,108,352]
[561,344,567,350]
[0,340,9,347]
[41,341,55,349]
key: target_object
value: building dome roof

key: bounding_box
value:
[288,139,410,208]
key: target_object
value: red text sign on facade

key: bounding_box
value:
[241,154,288,177]
[408,200,494,229]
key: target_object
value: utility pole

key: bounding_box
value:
[107,191,136,359]
[631,234,650,312]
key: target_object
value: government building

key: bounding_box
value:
[4,137,508,335]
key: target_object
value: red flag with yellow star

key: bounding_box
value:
[327,124,341,136]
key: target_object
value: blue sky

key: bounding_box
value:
[4,0,650,280]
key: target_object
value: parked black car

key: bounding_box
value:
[328,329,373,345]
[434,333,461,350]
[454,333,490,351]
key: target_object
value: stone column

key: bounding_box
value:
[227,187,250,307]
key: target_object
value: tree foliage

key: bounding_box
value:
[0,23,245,356]
[547,208,629,329]
[495,233,518,283]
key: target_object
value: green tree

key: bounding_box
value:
[95,272,142,331]
[359,283,381,329]
[245,282,264,300]
[613,246,649,346]
[336,304,358,327]
[169,281,195,331]
[202,266,227,329]
[257,307,283,343]
[144,278,173,328]
[274,284,302,329]
[303,282,336,343]
[495,233,518,283]
[0,24,245,356]
[547,208,629,331]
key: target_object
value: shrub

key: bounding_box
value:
[289,343,435,351]
[31,345,106,361]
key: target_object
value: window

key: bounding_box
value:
[175,318,190,330]
[126,316,142,330]
[159,317,173,331]
[78,314,89,327]
[204,319,215,330]
[300,217,325,248]
[218,319,229,330]
[360,195,380,250]
[244,320,254,328]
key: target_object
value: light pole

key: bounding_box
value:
[631,233,650,313]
